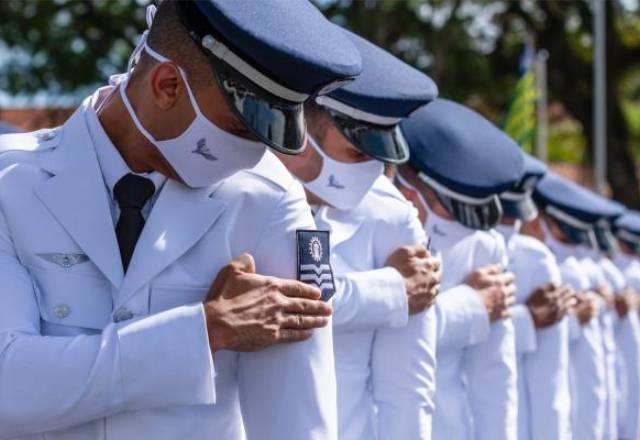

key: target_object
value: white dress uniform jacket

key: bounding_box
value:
[319,176,437,440]
[603,254,640,440]
[578,248,618,440]
[547,237,607,440]
[427,212,518,440]
[497,228,571,440]
[0,94,336,440]
[614,253,640,440]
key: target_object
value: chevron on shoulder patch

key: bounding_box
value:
[296,230,335,301]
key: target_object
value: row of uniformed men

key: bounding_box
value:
[1,1,639,439]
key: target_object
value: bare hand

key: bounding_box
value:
[595,286,615,310]
[526,283,575,328]
[204,254,332,352]
[574,291,600,325]
[615,288,637,318]
[385,244,441,314]
[465,264,515,322]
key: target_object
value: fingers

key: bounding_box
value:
[412,244,428,258]
[500,271,515,286]
[481,264,502,275]
[229,253,256,274]
[504,293,516,308]
[281,314,330,330]
[277,329,313,343]
[279,279,322,300]
[283,297,332,316]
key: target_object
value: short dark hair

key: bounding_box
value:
[133,0,213,89]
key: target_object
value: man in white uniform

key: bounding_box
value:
[497,153,574,440]
[591,206,640,440]
[277,29,443,440]
[0,1,364,439]
[396,98,522,440]
[533,172,612,440]
[613,212,640,439]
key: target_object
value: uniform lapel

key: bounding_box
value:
[115,179,226,306]
[34,106,124,288]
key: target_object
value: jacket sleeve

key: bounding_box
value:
[524,318,573,440]
[0,210,216,439]
[463,236,518,440]
[569,317,607,440]
[238,181,337,440]
[464,317,519,440]
[370,199,437,439]
[511,304,537,354]
[331,267,408,332]
[435,284,490,349]
[614,312,640,439]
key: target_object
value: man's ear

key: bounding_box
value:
[149,63,182,110]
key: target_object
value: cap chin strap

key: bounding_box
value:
[417,172,496,205]
[544,205,592,231]
[200,34,308,103]
[315,96,402,126]
[500,189,529,201]
[545,205,598,249]
[617,229,640,246]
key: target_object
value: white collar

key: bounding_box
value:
[86,86,166,199]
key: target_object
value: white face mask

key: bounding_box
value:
[303,136,383,210]
[118,40,265,188]
[395,172,429,219]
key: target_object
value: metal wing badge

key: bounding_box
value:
[296,230,335,301]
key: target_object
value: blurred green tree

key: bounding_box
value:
[317,0,640,206]
[0,0,146,96]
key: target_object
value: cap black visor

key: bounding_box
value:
[437,192,503,231]
[500,193,538,221]
[212,62,305,155]
[595,225,619,253]
[330,111,409,164]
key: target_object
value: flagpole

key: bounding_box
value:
[535,49,549,162]
[593,0,607,193]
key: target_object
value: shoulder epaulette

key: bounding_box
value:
[0,127,61,155]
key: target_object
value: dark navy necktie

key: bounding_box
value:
[114,174,155,272]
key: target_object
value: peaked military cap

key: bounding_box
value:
[614,210,640,252]
[500,153,548,221]
[401,98,524,230]
[175,0,362,155]
[315,28,438,164]
[590,195,625,253]
[534,172,622,248]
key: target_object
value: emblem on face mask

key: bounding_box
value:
[327,174,345,189]
[192,138,218,161]
[297,230,335,301]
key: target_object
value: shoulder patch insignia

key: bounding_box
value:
[297,230,335,301]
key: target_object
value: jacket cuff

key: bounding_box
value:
[117,303,216,410]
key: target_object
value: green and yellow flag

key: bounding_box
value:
[501,44,537,152]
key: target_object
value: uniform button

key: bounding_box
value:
[54,304,70,319]
[113,307,134,323]
[38,130,57,141]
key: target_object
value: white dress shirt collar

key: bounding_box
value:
[85,86,166,200]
